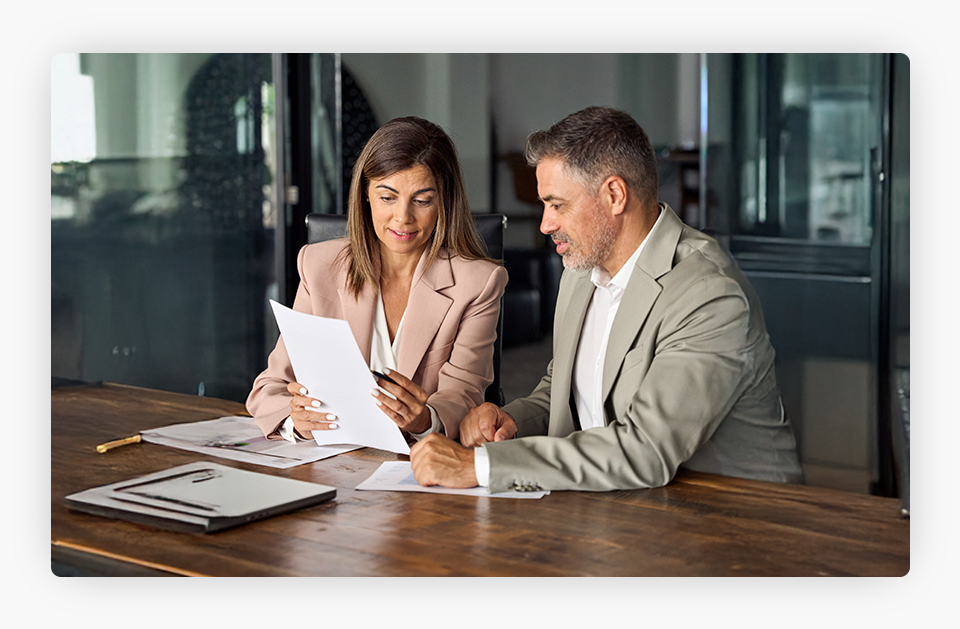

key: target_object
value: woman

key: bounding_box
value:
[246,117,507,443]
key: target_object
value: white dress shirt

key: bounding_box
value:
[474,209,664,487]
[277,290,441,441]
[571,236,649,430]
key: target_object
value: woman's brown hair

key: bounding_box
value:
[340,116,497,298]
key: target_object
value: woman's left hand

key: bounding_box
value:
[371,369,432,434]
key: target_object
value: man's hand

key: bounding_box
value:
[458,403,518,447]
[409,433,478,488]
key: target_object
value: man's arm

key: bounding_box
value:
[498,357,555,438]
[483,276,755,493]
[459,403,518,447]
[409,434,479,488]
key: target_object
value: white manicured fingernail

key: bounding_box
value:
[373,387,396,400]
[311,400,321,407]
[299,387,307,395]
[325,414,337,421]
[327,423,338,429]
[374,398,382,406]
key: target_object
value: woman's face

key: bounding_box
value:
[367,164,440,260]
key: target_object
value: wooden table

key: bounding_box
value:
[51,381,909,576]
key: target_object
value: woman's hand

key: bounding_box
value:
[286,381,338,439]
[371,369,432,434]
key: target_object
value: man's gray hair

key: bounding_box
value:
[524,106,659,208]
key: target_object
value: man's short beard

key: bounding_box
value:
[559,212,618,272]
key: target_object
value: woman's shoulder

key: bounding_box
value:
[444,251,503,275]
[301,238,351,267]
[442,251,508,294]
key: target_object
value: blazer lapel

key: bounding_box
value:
[397,250,453,379]
[549,271,595,437]
[601,204,682,402]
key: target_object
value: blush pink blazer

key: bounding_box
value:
[246,239,508,440]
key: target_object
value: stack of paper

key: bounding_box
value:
[141,415,360,469]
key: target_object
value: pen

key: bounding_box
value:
[205,443,300,460]
[115,467,217,490]
[96,434,142,453]
[371,370,398,385]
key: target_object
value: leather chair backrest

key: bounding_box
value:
[306,213,347,244]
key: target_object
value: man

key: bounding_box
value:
[410,106,803,493]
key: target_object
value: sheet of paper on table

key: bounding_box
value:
[355,461,551,499]
[141,415,361,469]
[269,299,411,455]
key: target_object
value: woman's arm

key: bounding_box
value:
[245,243,341,438]
[426,263,508,440]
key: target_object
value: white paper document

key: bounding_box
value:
[355,461,551,499]
[141,415,361,469]
[269,299,411,455]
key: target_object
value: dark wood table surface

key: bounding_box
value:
[51,381,909,577]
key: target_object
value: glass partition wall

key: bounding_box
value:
[702,54,900,494]
[51,53,357,404]
[52,54,280,402]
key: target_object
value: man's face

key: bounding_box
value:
[536,157,617,272]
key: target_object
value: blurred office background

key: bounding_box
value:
[50,53,909,500]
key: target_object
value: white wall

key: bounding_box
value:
[343,53,491,213]
[334,53,700,243]
[341,53,427,123]
[489,53,621,150]
[618,53,679,148]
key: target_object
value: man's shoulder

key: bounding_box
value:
[639,228,749,316]
[674,225,729,266]
[671,228,744,285]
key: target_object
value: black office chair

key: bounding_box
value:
[305,212,507,406]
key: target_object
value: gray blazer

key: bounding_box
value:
[485,205,803,493]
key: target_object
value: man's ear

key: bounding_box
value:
[601,175,628,216]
